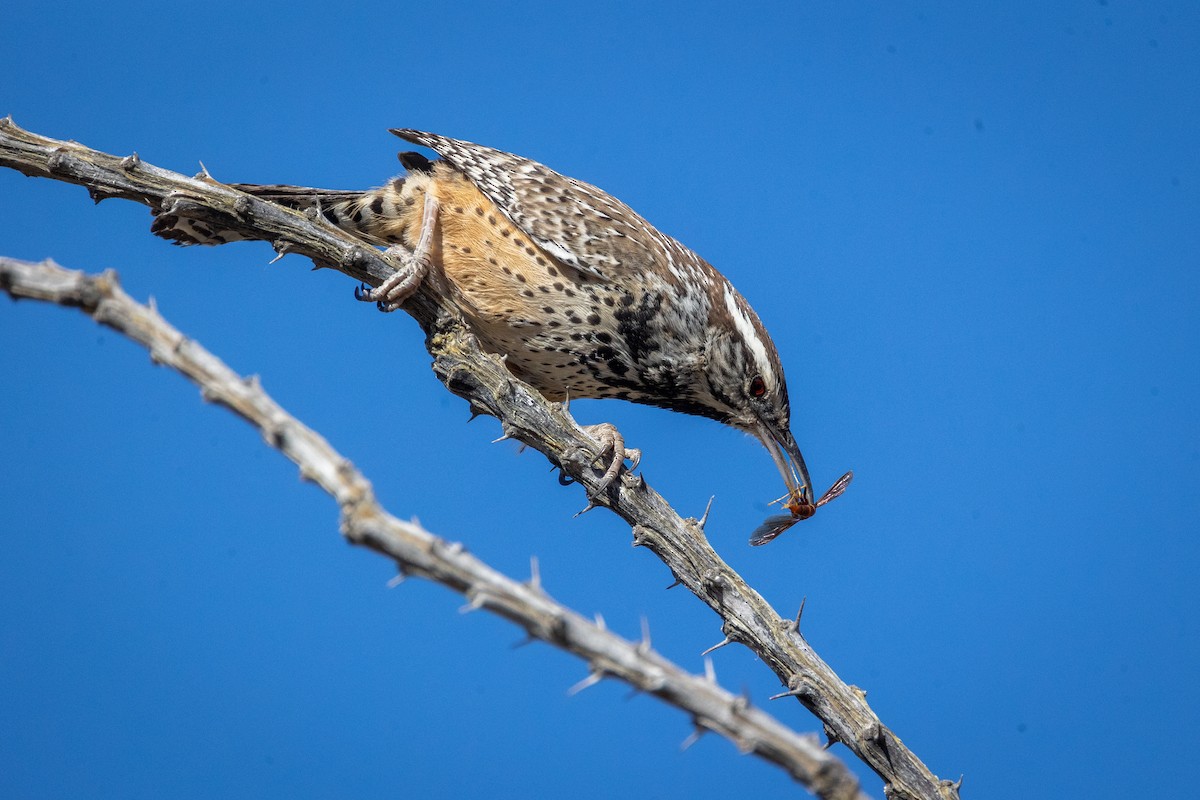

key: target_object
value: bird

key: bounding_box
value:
[152,128,851,544]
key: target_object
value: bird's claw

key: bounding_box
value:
[580,423,638,498]
[354,242,430,312]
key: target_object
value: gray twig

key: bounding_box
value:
[0,254,866,800]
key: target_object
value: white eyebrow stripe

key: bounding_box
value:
[723,286,773,386]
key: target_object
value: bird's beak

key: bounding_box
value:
[755,421,814,505]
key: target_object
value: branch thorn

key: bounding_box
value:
[680,725,706,751]
[527,556,542,593]
[823,723,839,749]
[697,495,715,530]
[568,670,603,695]
[637,615,652,654]
[770,675,809,702]
[794,596,807,632]
[459,590,487,613]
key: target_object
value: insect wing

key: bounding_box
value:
[749,514,799,546]
[815,470,854,508]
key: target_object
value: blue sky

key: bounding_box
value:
[2,2,1198,798]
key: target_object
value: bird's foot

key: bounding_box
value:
[580,423,641,497]
[354,191,439,312]
[354,244,429,312]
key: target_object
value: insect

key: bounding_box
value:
[748,470,855,546]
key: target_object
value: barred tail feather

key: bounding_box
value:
[150,181,410,247]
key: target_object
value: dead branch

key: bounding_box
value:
[0,118,959,800]
[1,254,869,799]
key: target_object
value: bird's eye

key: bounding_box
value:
[749,375,767,398]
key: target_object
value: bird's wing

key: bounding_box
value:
[391,129,675,282]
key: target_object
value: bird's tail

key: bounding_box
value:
[150,153,439,247]
[150,181,411,247]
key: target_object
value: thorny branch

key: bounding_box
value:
[0,255,865,800]
[0,119,960,800]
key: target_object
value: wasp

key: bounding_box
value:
[749,470,854,546]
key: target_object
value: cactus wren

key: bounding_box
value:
[153,129,850,543]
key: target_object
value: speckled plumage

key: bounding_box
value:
[384,131,782,421]
[153,129,848,540]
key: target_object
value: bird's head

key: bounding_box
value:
[701,287,814,507]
